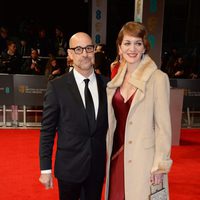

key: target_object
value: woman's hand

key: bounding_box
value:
[150,173,164,185]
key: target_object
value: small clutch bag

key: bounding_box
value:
[149,182,167,200]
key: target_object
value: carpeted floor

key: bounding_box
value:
[0,128,199,199]
[169,128,200,199]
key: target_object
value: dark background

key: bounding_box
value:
[0,0,90,39]
[1,0,200,60]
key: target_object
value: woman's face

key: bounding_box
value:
[119,35,145,65]
[51,60,57,67]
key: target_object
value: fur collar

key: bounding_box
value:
[107,55,158,92]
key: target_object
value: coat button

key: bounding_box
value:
[128,140,132,144]
[128,160,132,163]
[129,121,133,125]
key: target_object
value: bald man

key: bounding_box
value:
[39,32,109,200]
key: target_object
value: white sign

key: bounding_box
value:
[91,0,107,44]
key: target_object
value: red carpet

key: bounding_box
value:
[0,129,58,200]
[0,128,199,199]
[169,129,200,200]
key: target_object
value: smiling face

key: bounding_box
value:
[116,21,150,67]
[119,35,145,65]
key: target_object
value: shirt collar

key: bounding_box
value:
[73,68,96,85]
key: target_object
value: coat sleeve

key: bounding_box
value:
[151,71,173,173]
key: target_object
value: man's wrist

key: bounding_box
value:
[41,169,52,174]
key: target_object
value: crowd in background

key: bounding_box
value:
[161,46,200,79]
[0,23,112,80]
[0,22,200,80]
[0,24,71,80]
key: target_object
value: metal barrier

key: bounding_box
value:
[1,76,200,128]
[170,79,200,128]
[0,74,47,127]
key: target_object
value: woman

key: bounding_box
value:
[105,21,173,200]
[45,56,65,80]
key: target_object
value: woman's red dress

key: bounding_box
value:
[108,88,135,200]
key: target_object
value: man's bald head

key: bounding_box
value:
[69,32,93,48]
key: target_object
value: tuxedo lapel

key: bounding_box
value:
[67,71,85,109]
[67,71,92,133]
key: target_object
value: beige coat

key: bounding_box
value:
[105,55,173,200]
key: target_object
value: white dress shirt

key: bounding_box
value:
[73,68,99,119]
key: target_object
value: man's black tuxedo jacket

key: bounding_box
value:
[39,70,108,183]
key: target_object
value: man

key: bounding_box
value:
[39,32,108,200]
[21,49,44,75]
[94,43,110,77]
[0,40,22,74]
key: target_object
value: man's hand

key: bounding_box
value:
[39,173,53,189]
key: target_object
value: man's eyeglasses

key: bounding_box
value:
[69,45,94,54]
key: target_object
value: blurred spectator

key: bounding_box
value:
[65,55,73,72]
[0,40,22,74]
[18,37,31,57]
[53,26,68,57]
[160,50,170,73]
[188,43,200,79]
[33,28,54,57]
[45,56,65,80]
[94,43,111,77]
[0,26,9,54]
[165,47,179,76]
[21,49,44,75]
[168,56,186,78]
